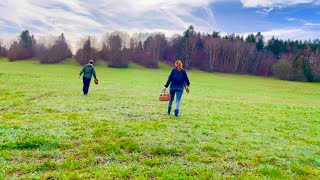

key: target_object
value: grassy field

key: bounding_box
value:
[0,57,319,179]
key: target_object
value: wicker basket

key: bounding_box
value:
[159,90,171,101]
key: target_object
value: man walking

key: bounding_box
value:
[79,60,97,95]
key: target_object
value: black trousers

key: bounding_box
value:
[83,77,91,95]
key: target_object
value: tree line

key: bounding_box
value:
[1,26,319,82]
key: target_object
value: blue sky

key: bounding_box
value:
[213,1,320,35]
[0,0,320,49]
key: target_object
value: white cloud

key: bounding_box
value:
[256,8,274,15]
[261,28,319,40]
[285,17,320,28]
[305,22,320,26]
[262,28,302,39]
[287,17,298,22]
[0,0,222,51]
[237,27,320,42]
[285,17,307,23]
[240,0,315,8]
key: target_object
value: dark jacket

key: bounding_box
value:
[165,68,190,89]
[79,64,97,79]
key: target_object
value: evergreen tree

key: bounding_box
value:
[0,44,3,56]
[301,58,314,82]
[292,54,305,81]
[177,25,196,68]
[83,36,93,63]
[8,30,35,60]
[316,45,320,56]
[75,36,95,65]
[223,33,236,41]
[137,41,143,53]
[240,35,244,41]
[195,32,203,50]
[108,35,128,68]
[245,34,256,43]
[19,30,34,48]
[266,37,284,56]
[101,42,108,60]
[255,32,264,51]
[183,25,195,38]
[57,33,72,58]
[212,31,220,38]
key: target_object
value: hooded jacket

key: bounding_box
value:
[79,64,97,79]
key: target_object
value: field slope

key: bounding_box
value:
[0,58,319,179]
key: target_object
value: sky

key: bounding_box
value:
[0,0,320,50]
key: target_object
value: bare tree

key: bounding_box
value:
[203,35,215,71]
[182,35,196,69]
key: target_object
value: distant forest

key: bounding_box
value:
[0,25,319,82]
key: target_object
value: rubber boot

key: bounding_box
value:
[174,109,179,117]
[168,107,172,115]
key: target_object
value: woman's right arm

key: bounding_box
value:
[164,69,174,88]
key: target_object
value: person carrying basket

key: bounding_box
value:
[79,60,98,95]
[162,60,190,117]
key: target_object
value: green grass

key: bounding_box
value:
[0,57,319,179]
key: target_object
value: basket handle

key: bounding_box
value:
[161,90,169,95]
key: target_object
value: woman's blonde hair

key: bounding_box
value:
[175,60,183,71]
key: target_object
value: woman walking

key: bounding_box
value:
[163,60,190,117]
[79,60,97,95]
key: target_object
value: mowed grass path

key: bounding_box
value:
[0,58,319,179]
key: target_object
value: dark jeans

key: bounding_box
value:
[83,77,91,95]
[168,88,183,110]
